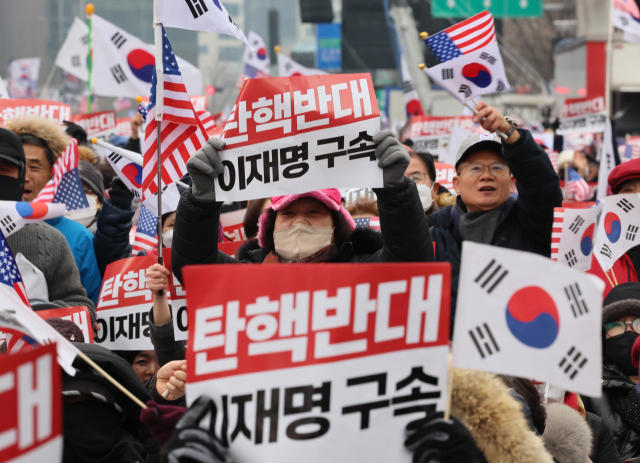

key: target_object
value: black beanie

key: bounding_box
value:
[0,128,26,200]
[602,282,640,323]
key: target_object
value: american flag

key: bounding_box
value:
[132,204,158,254]
[547,150,559,172]
[32,138,90,212]
[138,102,148,121]
[615,0,640,16]
[197,109,215,133]
[0,229,30,307]
[425,10,496,63]
[236,63,269,89]
[0,312,40,354]
[142,27,208,202]
[551,208,564,261]
[624,143,640,161]
[354,216,381,232]
[566,166,592,202]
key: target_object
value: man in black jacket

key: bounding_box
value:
[428,103,563,327]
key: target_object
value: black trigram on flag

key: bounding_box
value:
[627,225,639,241]
[185,0,209,19]
[475,259,508,294]
[479,52,496,65]
[564,250,577,267]
[110,32,127,49]
[442,68,454,80]
[0,215,16,235]
[559,346,587,379]
[495,80,506,92]
[108,152,123,164]
[81,34,89,45]
[564,283,589,317]
[569,216,585,234]
[458,85,472,98]
[71,55,81,68]
[469,323,500,359]
[111,65,128,84]
[600,244,612,259]
[617,198,635,213]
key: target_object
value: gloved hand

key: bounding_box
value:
[109,176,135,210]
[405,412,484,463]
[186,137,226,201]
[373,130,410,188]
[140,400,187,446]
[161,395,226,463]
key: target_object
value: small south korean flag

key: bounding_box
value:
[593,193,640,271]
[452,242,604,397]
[551,204,601,272]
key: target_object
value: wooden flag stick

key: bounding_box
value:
[610,268,619,286]
[602,269,614,288]
[443,352,453,421]
[77,350,148,409]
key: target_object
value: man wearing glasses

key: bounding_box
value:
[428,102,563,323]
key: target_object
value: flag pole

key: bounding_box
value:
[86,4,94,114]
[153,1,165,296]
[274,45,280,76]
[605,0,614,120]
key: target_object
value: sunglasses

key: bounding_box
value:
[603,318,640,337]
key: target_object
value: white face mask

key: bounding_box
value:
[416,184,434,211]
[273,223,333,262]
[68,194,98,228]
[162,229,174,249]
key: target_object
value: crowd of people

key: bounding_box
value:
[3,101,640,463]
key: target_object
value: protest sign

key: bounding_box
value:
[0,99,71,125]
[116,117,133,137]
[183,263,450,463]
[453,242,604,397]
[7,58,40,99]
[557,96,606,135]
[94,256,157,350]
[163,252,188,343]
[434,162,457,193]
[190,95,207,111]
[0,343,62,463]
[220,209,248,242]
[70,110,118,140]
[404,116,474,159]
[35,306,94,343]
[216,74,382,201]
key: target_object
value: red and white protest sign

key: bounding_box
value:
[190,95,207,111]
[184,263,451,463]
[70,110,118,139]
[0,343,63,463]
[216,74,382,201]
[434,162,457,193]
[35,306,94,343]
[94,256,157,350]
[220,209,248,242]
[0,99,71,125]
[117,117,133,137]
[404,116,474,158]
[557,96,606,135]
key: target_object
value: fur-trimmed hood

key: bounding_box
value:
[9,116,70,162]
[543,403,593,463]
[602,282,640,323]
[451,368,555,463]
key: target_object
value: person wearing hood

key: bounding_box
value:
[582,282,640,460]
[8,116,102,305]
[428,102,563,328]
[0,127,96,319]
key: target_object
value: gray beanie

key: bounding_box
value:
[78,160,104,204]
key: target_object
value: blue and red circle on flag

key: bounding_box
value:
[506,286,560,348]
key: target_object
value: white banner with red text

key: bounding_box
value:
[557,96,606,135]
[70,110,118,140]
[404,116,475,159]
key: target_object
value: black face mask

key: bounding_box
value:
[604,330,640,376]
[0,175,24,201]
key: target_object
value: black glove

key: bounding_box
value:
[160,396,226,463]
[109,177,135,210]
[405,412,484,463]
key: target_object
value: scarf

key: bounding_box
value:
[455,196,508,245]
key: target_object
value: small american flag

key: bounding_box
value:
[142,27,208,202]
[132,204,158,254]
[138,102,148,121]
[551,208,564,261]
[566,167,592,202]
[197,109,215,132]
[615,0,640,16]
[547,150,559,172]
[354,216,381,232]
[0,229,30,307]
[32,138,90,212]
[624,143,640,161]
[425,10,496,63]
[236,63,269,89]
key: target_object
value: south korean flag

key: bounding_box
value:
[593,193,640,272]
[452,242,604,397]
[552,204,601,272]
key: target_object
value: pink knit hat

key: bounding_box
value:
[257,188,356,248]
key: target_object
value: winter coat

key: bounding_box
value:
[171,178,433,285]
[582,362,640,461]
[45,216,102,305]
[428,129,563,324]
[586,412,623,463]
[542,403,593,463]
[451,368,555,463]
[94,189,135,276]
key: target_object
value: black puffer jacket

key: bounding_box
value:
[94,188,135,275]
[583,362,640,461]
[171,178,433,284]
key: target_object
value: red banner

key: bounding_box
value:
[0,99,72,125]
[0,343,62,463]
[70,110,117,138]
[116,117,133,137]
[35,306,94,343]
[220,209,247,241]
[404,115,475,139]
[434,162,456,192]
[561,96,605,118]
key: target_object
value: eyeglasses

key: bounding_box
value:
[458,163,509,177]
[407,172,431,184]
[604,318,640,337]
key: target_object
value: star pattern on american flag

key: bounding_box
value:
[425,32,462,63]
[137,205,158,240]
[53,167,90,212]
[137,103,148,120]
[149,29,182,111]
[0,233,22,287]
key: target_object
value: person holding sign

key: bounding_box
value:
[428,102,563,325]
[170,131,432,281]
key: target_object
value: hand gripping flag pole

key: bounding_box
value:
[153,2,165,295]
